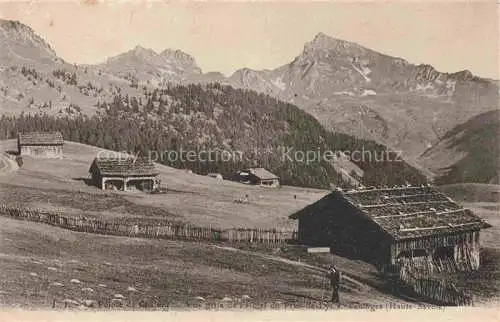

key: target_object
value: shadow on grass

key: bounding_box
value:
[72,177,95,186]
[5,150,19,156]
[450,248,500,300]
[279,290,323,302]
[149,187,203,195]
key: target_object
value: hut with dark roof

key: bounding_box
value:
[232,167,280,188]
[17,131,64,158]
[289,185,491,273]
[89,156,159,192]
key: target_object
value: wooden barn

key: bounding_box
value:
[17,131,64,158]
[289,185,491,273]
[89,157,160,192]
[232,168,280,188]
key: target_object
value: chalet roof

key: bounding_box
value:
[289,185,491,241]
[18,132,64,146]
[90,157,159,177]
[247,168,279,180]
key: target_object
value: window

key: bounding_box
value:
[433,246,454,260]
[397,248,428,259]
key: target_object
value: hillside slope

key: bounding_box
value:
[420,110,499,184]
[0,139,328,229]
[1,143,496,307]
[0,83,427,189]
[1,18,498,173]
[0,216,423,309]
[0,19,217,116]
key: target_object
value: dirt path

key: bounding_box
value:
[213,245,368,288]
[211,245,427,307]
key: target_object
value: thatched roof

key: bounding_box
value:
[18,132,64,146]
[247,168,279,180]
[90,157,159,177]
[290,185,491,240]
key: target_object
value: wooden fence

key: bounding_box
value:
[398,263,473,306]
[0,206,476,306]
[0,206,297,244]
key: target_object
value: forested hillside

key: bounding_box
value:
[0,83,426,188]
[422,110,499,185]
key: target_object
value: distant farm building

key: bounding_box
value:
[232,168,280,188]
[89,157,159,192]
[17,131,64,158]
[289,185,491,273]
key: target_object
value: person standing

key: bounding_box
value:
[327,265,342,305]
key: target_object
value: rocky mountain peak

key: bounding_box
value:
[0,19,58,58]
[0,19,27,31]
[161,49,195,63]
[450,69,476,82]
[309,32,349,48]
[303,32,369,55]
[129,45,158,60]
[293,32,374,67]
[413,64,441,82]
[160,49,201,73]
[132,45,155,53]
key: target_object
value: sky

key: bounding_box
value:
[0,0,498,79]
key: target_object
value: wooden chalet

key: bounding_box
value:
[289,185,491,273]
[17,131,64,158]
[233,168,280,188]
[89,157,159,192]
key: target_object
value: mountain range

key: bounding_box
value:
[0,19,498,184]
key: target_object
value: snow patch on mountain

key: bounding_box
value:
[445,80,456,96]
[333,91,355,96]
[350,63,371,82]
[271,76,286,91]
[360,89,376,97]
[415,83,435,92]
